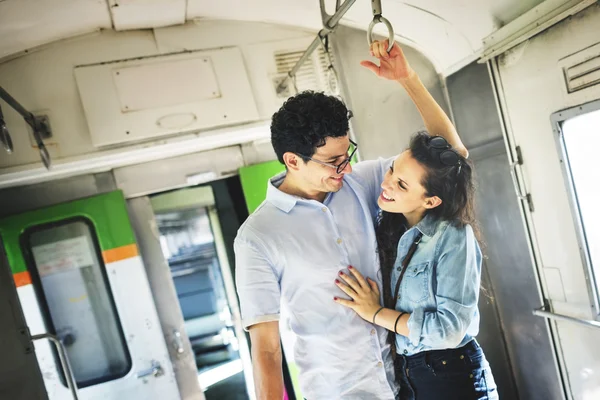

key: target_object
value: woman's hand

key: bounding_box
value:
[334,266,382,323]
[360,40,416,82]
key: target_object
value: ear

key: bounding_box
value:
[282,152,302,171]
[423,195,442,210]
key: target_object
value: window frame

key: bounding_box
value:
[20,216,132,388]
[551,98,600,320]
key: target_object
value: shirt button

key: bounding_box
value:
[370,329,376,335]
[403,350,408,354]
[321,207,327,212]
[377,361,383,368]
[336,238,343,244]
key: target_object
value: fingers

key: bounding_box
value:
[338,271,361,293]
[378,40,390,59]
[367,278,380,296]
[335,279,357,298]
[348,266,369,289]
[389,41,401,57]
[360,60,380,76]
[334,296,354,308]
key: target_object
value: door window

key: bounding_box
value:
[22,218,131,388]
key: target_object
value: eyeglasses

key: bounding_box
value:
[297,139,358,174]
[426,136,461,171]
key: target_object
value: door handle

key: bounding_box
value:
[136,360,164,379]
[31,333,79,400]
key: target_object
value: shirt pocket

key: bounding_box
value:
[401,261,430,303]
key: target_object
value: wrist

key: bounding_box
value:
[370,306,385,324]
[397,71,419,87]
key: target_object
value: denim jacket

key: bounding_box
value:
[392,214,482,356]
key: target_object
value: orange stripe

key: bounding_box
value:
[14,271,32,287]
[102,244,139,263]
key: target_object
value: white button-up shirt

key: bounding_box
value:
[235,158,397,400]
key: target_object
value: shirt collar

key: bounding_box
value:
[266,172,298,213]
[415,213,442,237]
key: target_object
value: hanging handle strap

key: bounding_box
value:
[367,0,394,52]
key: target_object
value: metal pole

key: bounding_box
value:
[533,306,600,330]
[324,0,356,30]
[31,333,79,400]
[276,0,356,93]
[0,86,36,127]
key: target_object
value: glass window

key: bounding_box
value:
[560,108,600,309]
[22,218,131,388]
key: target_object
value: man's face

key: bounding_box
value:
[293,136,354,195]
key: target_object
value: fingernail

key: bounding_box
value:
[335,279,340,284]
[339,271,343,276]
[348,266,353,269]
[334,297,338,301]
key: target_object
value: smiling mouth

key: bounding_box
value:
[331,176,343,182]
[380,191,395,202]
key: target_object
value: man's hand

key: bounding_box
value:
[361,39,416,82]
[334,266,382,322]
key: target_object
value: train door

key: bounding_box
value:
[0,235,49,400]
[489,4,600,399]
[0,190,181,400]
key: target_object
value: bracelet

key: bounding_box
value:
[372,306,385,324]
[394,312,405,333]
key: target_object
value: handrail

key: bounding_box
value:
[276,0,357,94]
[31,333,79,400]
[533,305,600,330]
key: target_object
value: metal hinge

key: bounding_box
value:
[509,146,534,212]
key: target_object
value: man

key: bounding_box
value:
[234,40,467,399]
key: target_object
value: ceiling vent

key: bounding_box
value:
[273,45,338,98]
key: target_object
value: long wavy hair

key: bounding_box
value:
[376,131,480,319]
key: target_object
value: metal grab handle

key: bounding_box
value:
[0,86,52,169]
[367,16,395,52]
[136,360,164,379]
[31,333,79,400]
[367,0,394,52]
[533,305,600,329]
[509,161,528,201]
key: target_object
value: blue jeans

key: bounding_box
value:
[395,339,499,400]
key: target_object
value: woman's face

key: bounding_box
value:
[378,150,441,216]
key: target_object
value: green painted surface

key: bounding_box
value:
[0,190,135,274]
[287,364,302,399]
[238,160,285,214]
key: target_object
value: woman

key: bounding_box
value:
[333,131,498,400]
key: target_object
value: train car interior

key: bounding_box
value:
[1,1,600,399]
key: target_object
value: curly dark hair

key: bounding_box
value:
[271,91,351,164]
